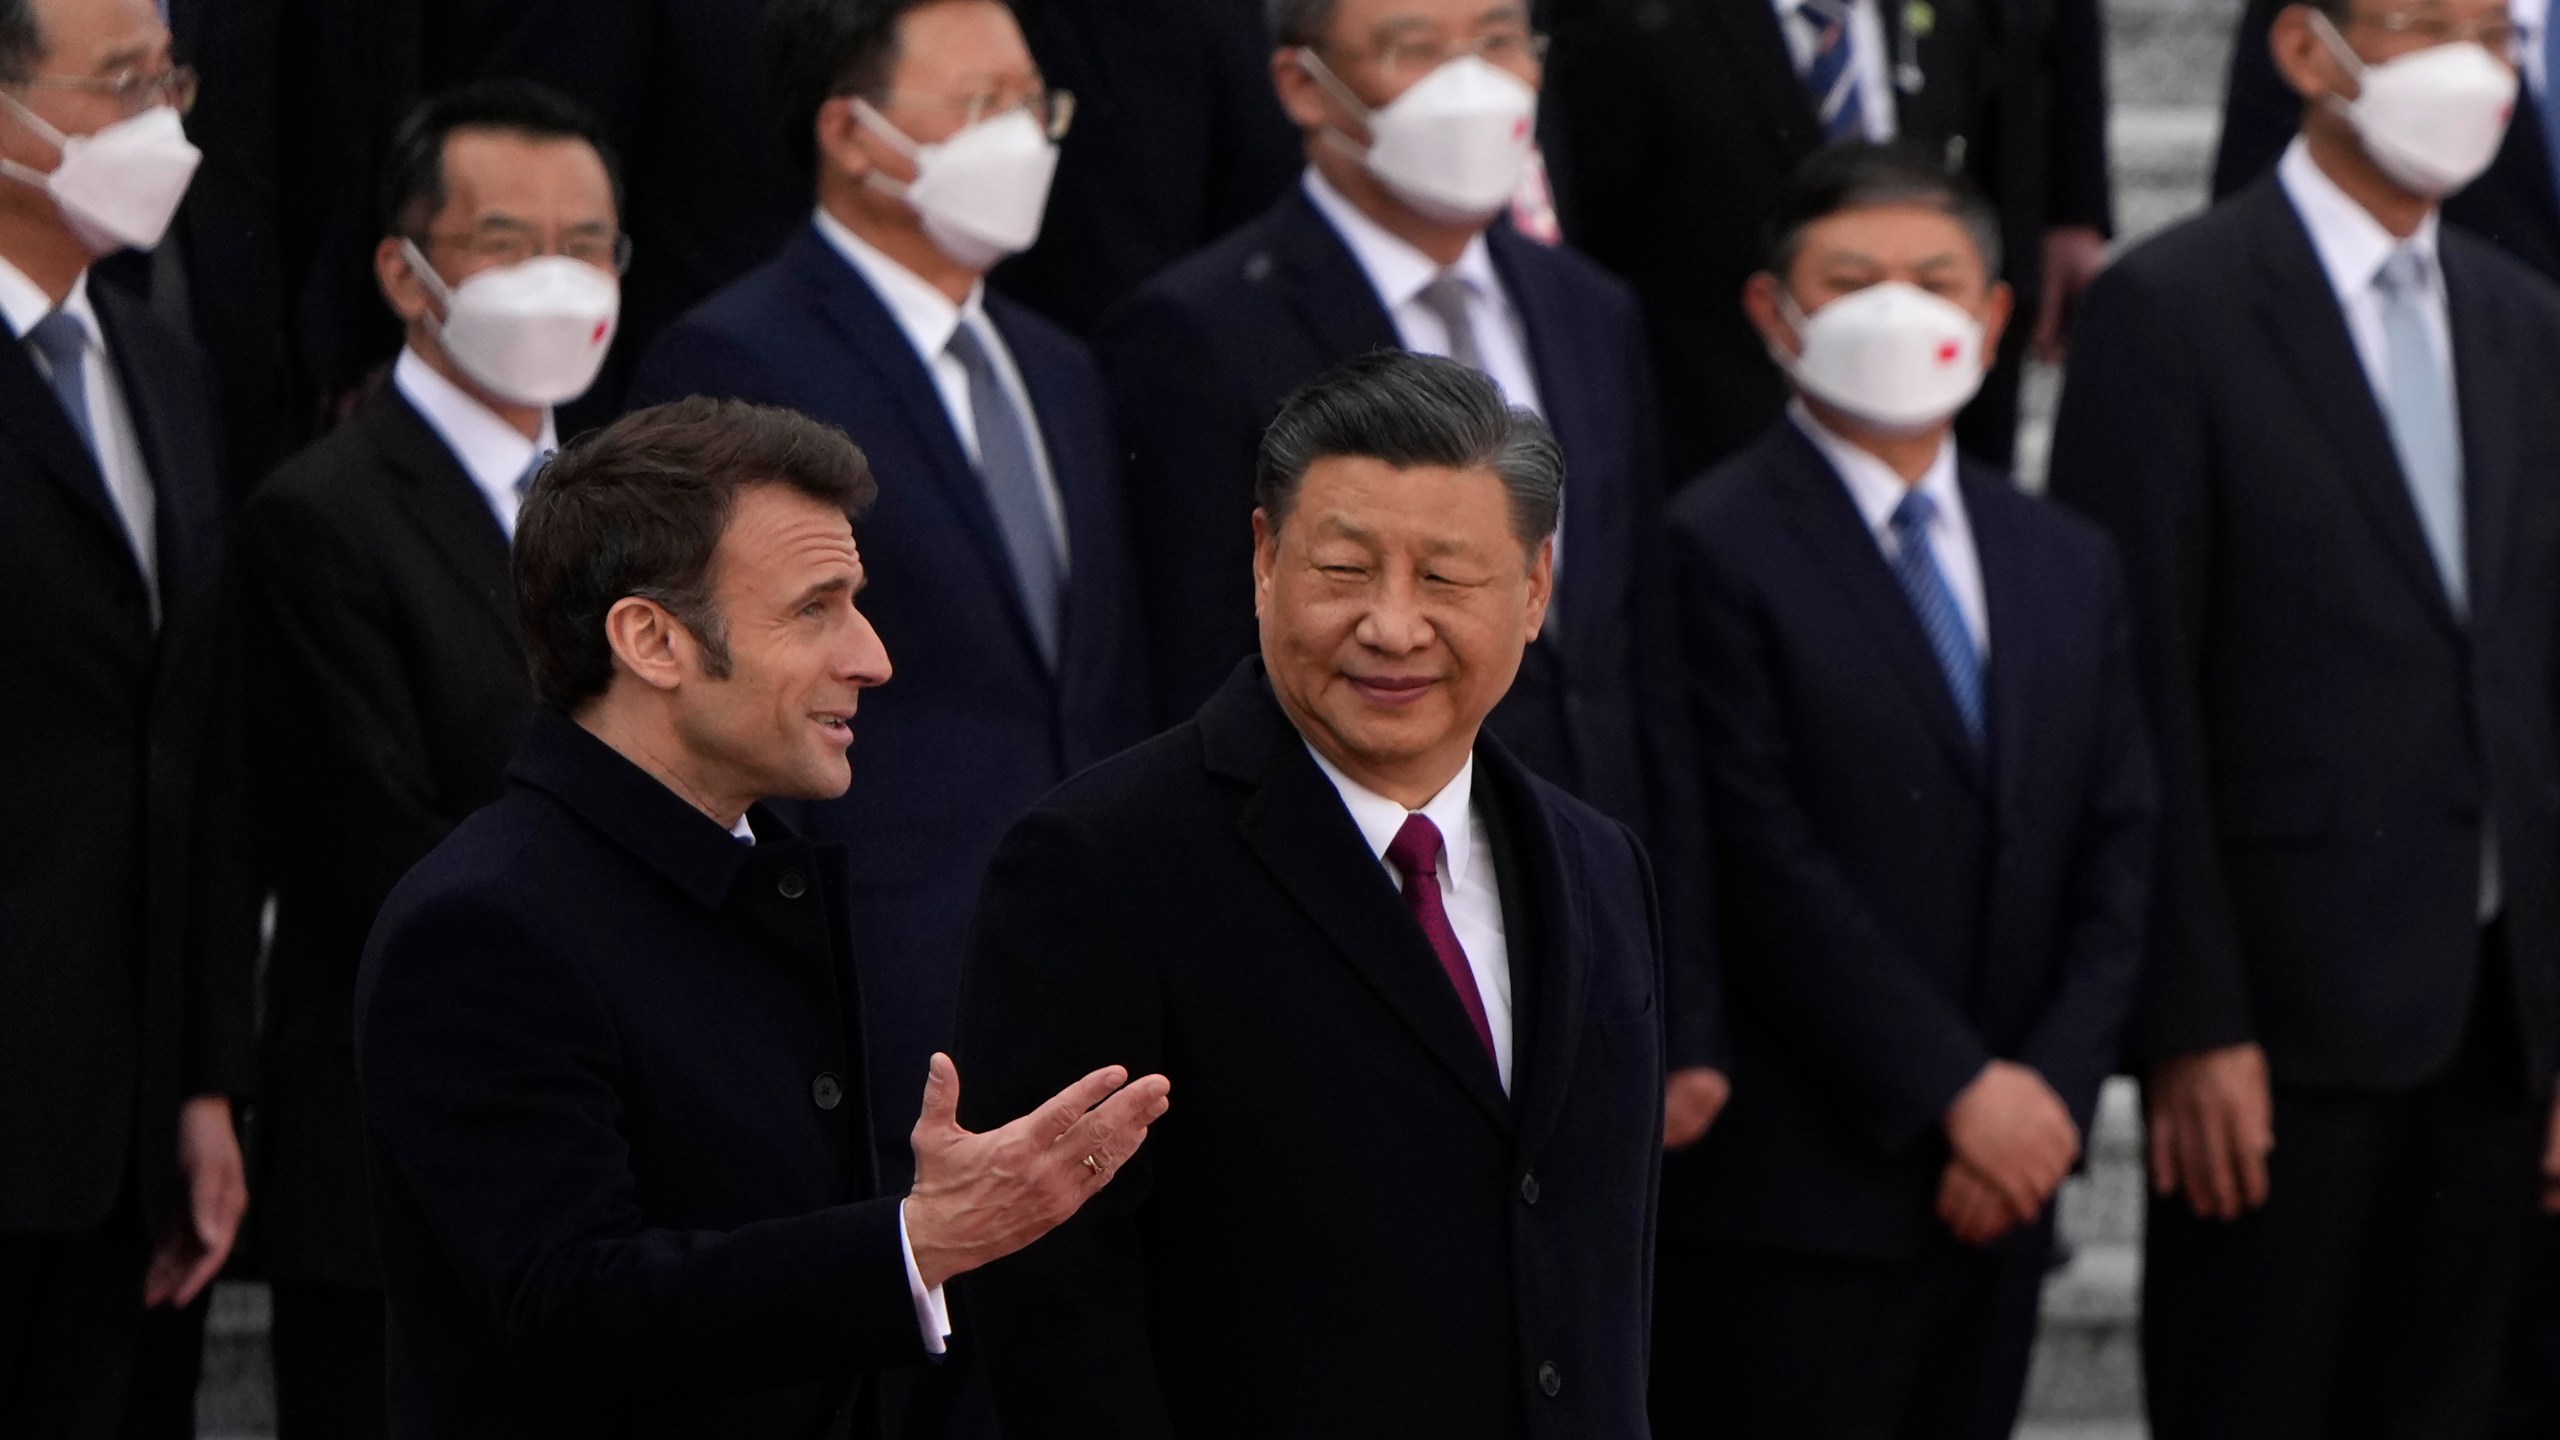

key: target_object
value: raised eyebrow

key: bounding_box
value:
[791,576,854,610]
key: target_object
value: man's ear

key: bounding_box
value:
[1742,272,1799,361]
[1977,279,2016,365]
[375,236,437,330]
[815,96,879,186]
[1523,533,1554,643]
[603,596,688,694]
[1272,47,1335,133]
[1252,507,1281,619]
[2271,3,2353,105]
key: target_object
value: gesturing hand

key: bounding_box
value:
[2146,1043,2274,1222]
[1943,1061,2079,1225]
[903,1053,1171,1290]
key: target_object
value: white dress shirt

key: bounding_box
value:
[1306,744,1517,1092]
[1300,167,1564,595]
[728,808,956,1354]
[1771,0,1900,141]
[0,255,158,611]
[392,348,558,540]
[1791,399,1988,657]
[2276,137,2458,423]
[811,207,1070,572]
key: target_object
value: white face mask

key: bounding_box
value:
[0,99,200,255]
[2312,12,2517,199]
[402,240,619,408]
[1776,281,1987,435]
[1302,52,1537,224]
[853,100,1059,270]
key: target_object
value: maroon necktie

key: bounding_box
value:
[1385,814,1497,1061]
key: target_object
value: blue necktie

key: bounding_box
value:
[25,308,96,459]
[1797,0,1867,142]
[1887,491,1985,749]
[2375,247,2467,613]
[946,318,1065,670]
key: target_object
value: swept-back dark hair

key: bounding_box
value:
[379,78,624,241]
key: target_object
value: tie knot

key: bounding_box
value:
[1891,488,1938,536]
[2378,247,2432,298]
[1418,272,1473,318]
[946,316,994,372]
[25,307,86,371]
[1384,813,1444,886]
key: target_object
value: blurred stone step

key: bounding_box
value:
[200,1279,275,1438]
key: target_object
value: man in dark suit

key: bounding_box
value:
[357,396,1171,1438]
[229,79,625,1440]
[2212,0,2560,281]
[955,351,1663,1439]
[0,0,254,1432]
[628,0,1151,1192]
[2048,0,2560,1431]
[1101,0,1667,816]
[1544,0,2113,476]
[1661,143,2153,1439]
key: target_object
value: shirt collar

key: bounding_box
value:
[1301,166,1502,315]
[0,253,98,344]
[729,813,756,844]
[2277,135,2442,301]
[1788,398,1960,535]
[1304,741,1479,891]
[811,205,991,364]
[391,347,557,499]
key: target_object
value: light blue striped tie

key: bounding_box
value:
[2375,247,2466,613]
[1888,491,1985,749]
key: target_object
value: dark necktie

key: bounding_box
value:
[946,319,1065,670]
[25,307,96,459]
[1796,0,1867,142]
[1887,491,1985,749]
[1384,813,1497,1061]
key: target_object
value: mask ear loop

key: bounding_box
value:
[397,237,461,336]
[847,98,928,204]
[1294,48,1380,166]
[2304,9,2371,114]
[0,90,66,192]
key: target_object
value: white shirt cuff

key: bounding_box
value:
[897,1199,954,1356]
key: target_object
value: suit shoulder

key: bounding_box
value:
[1972,466,2119,567]
[986,293,1104,382]
[1509,235,1640,313]
[1667,429,1795,537]
[1021,724,1209,833]
[2443,225,2560,330]
[238,416,390,538]
[1117,206,1293,318]
[2098,190,2266,294]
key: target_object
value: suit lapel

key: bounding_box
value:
[2247,181,2464,636]
[1965,467,2035,820]
[1490,229,1607,639]
[1273,189,1405,365]
[366,385,520,655]
[1,296,133,578]
[2445,243,2520,618]
[1772,426,1986,788]
[1478,741,1588,1160]
[790,229,1050,666]
[1210,674,1514,1133]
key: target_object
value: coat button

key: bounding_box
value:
[1538,1361,1561,1397]
[778,869,808,900]
[811,1073,843,1110]
[1519,1171,1541,1205]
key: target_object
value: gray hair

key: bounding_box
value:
[1256,350,1564,549]
[0,0,41,85]
[1266,0,1336,46]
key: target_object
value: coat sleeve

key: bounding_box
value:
[1095,289,1268,726]
[184,559,260,1099]
[357,892,925,1399]
[2016,541,2158,1134]
[1672,514,1993,1150]
[2042,0,2116,233]
[2045,260,2255,1063]
[951,805,1177,1440]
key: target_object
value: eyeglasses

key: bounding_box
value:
[1317,26,1548,84]
[419,222,633,275]
[858,86,1076,141]
[18,64,198,117]
[2347,8,2522,59]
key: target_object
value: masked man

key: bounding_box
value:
[228,79,624,1440]
[1658,142,2153,1440]
[0,0,255,1433]
[2050,0,2560,1431]
[628,0,1152,1199]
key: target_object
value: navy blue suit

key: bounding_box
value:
[627,224,1152,1184]
[1655,422,2153,1439]
[1097,188,1670,837]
